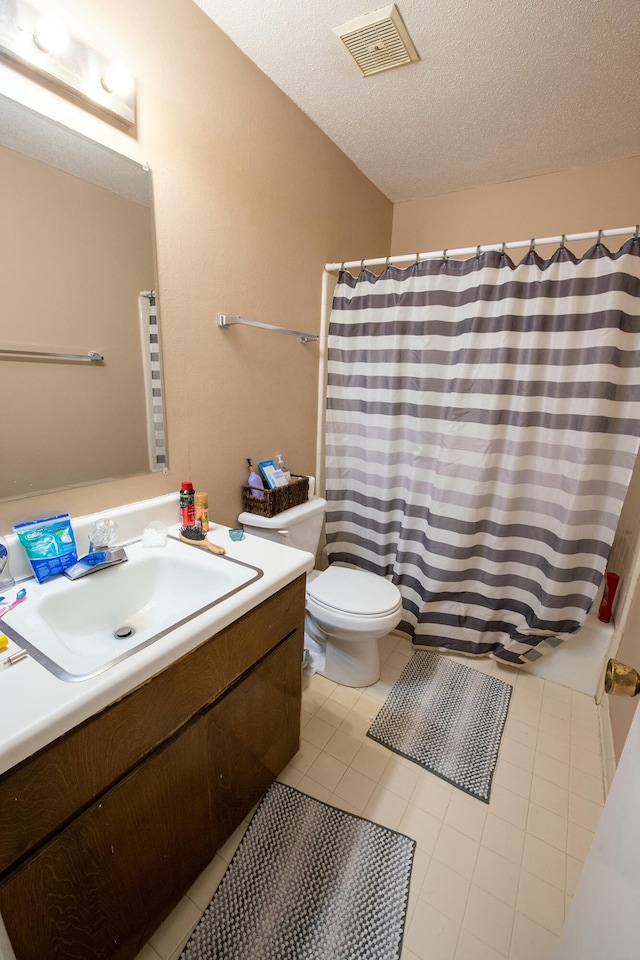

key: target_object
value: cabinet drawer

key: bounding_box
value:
[0,575,306,873]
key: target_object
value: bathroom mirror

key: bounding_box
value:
[0,92,167,503]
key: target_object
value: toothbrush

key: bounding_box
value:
[0,649,27,670]
[0,588,27,617]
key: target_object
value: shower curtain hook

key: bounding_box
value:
[500,241,506,257]
[560,234,566,249]
[476,244,481,258]
[635,225,640,241]
[360,259,366,272]
[597,229,603,246]
[529,238,536,253]
[386,255,392,269]
[442,249,448,262]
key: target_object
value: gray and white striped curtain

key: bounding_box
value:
[325,239,640,665]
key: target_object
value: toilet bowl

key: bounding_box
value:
[305,565,402,686]
[238,491,403,687]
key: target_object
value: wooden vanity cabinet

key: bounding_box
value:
[0,575,305,960]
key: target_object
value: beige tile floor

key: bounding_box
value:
[135,632,606,960]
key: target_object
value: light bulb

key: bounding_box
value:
[101,63,133,98]
[33,16,68,54]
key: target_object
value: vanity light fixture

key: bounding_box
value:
[0,0,135,124]
[100,62,133,98]
[32,14,67,53]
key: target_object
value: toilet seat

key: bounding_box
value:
[306,566,401,618]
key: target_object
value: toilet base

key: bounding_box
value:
[320,633,381,687]
[303,635,326,675]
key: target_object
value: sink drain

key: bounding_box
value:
[114,625,135,640]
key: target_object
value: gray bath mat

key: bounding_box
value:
[368,651,512,803]
[179,780,415,960]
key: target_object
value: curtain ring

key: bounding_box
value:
[635,225,640,240]
[415,252,421,265]
[500,242,506,257]
[476,244,481,258]
[529,238,536,253]
[560,235,566,249]
[597,229,603,246]
[360,259,366,272]
[340,261,346,271]
[386,256,391,269]
[442,249,448,262]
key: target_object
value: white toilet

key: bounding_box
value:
[238,495,403,686]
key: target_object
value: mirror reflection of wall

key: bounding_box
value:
[0,93,163,503]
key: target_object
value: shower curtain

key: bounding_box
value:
[324,239,640,665]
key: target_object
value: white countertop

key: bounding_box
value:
[0,518,314,777]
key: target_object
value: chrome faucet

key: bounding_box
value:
[64,519,128,580]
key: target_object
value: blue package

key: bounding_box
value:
[13,513,78,583]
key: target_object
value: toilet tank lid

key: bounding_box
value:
[238,496,327,529]
[307,565,402,616]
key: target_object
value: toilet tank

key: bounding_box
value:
[238,496,327,554]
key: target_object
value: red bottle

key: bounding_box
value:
[598,572,620,623]
[180,481,196,528]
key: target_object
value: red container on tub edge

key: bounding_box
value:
[598,572,620,623]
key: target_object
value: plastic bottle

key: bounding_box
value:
[180,481,196,527]
[247,459,265,499]
[598,571,620,623]
[0,535,15,592]
[275,454,291,483]
[195,492,209,533]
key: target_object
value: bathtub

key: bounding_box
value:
[521,597,614,697]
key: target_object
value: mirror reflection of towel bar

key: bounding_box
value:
[0,349,104,363]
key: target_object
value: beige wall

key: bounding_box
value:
[1,144,152,499]
[393,158,640,759]
[0,0,392,531]
[392,156,640,258]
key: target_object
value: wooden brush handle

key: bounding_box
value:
[201,538,226,556]
[178,530,226,556]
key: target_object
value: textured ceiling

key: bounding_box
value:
[193,0,640,203]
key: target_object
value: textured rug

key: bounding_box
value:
[367,651,512,803]
[179,781,415,960]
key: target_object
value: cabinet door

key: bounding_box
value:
[0,718,214,960]
[206,630,302,841]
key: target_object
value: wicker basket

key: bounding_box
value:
[241,475,309,518]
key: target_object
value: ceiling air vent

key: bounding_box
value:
[332,4,419,77]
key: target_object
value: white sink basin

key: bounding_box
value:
[0,536,262,681]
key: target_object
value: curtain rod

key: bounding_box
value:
[325,225,639,272]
